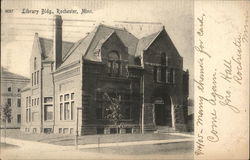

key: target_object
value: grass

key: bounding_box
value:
[1,129,190,146]
[80,141,194,156]
[0,142,19,149]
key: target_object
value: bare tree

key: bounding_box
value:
[103,92,123,134]
[0,103,12,144]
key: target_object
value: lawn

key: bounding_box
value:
[1,129,190,146]
[80,141,194,156]
[0,142,19,149]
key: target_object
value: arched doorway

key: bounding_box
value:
[154,97,172,127]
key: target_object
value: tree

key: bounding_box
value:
[0,103,12,144]
[103,92,123,134]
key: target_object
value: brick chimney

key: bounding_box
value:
[53,15,63,70]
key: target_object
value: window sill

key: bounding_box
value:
[59,120,74,122]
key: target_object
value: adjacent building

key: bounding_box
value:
[1,67,30,128]
[21,15,189,135]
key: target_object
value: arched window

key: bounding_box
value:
[34,57,37,70]
[107,51,121,76]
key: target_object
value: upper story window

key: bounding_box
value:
[7,98,11,106]
[107,51,121,76]
[153,52,175,84]
[17,99,21,107]
[34,57,37,70]
[8,87,11,92]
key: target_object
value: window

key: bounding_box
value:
[64,103,70,120]
[170,68,175,83]
[60,95,63,102]
[8,118,11,123]
[44,128,52,134]
[26,109,28,122]
[166,69,170,83]
[107,51,121,76]
[8,87,11,92]
[60,93,74,121]
[70,128,74,134]
[34,72,36,85]
[29,108,31,122]
[44,97,53,103]
[96,107,103,119]
[29,96,31,105]
[26,97,28,108]
[17,88,21,92]
[32,73,33,86]
[17,114,21,123]
[34,57,37,70]
[71,102,74,120]
[156,67,161,82]
[63,128,68,134]
[64,94,69,101]
[44,105,53,121]
[7,98,11,106]
[17,99,21,107]
[37,70,39,84]
[60,103,63,120]
[37,98,39,105]
[59,128,62,134]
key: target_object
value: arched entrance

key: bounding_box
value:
[154,97,172,127]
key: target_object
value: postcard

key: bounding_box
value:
[0,0,248,159]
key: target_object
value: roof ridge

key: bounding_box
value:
[1,69,30,80]
[139,28,162,40]
[100,24,127,31]
[38,37,74,44]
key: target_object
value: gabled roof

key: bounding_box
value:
[1,67,30,80]
[135,29,162,57]
[59,24,139,68]
[84,24,138,62]
[36,24,180,70]
[38,37,74,61]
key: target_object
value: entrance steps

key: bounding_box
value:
[154,126,178,133]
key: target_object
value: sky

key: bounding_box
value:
[1,0,194,98]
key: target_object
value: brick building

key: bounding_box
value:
[21,15,189,135]
[1,67,30,129]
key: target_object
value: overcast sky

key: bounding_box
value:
[1,0,194,98]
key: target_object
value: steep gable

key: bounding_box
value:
[38,37,74,61]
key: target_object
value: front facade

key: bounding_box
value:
[21,15,189,135]
[1,67,30,129]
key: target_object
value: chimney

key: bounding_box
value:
[53,15,63,70]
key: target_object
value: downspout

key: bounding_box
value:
[52,66,56,132]
[141,51,145,134]
[40,66,43,133]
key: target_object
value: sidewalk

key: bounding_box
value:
[4,135,192,150]
[1,134,193,160]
